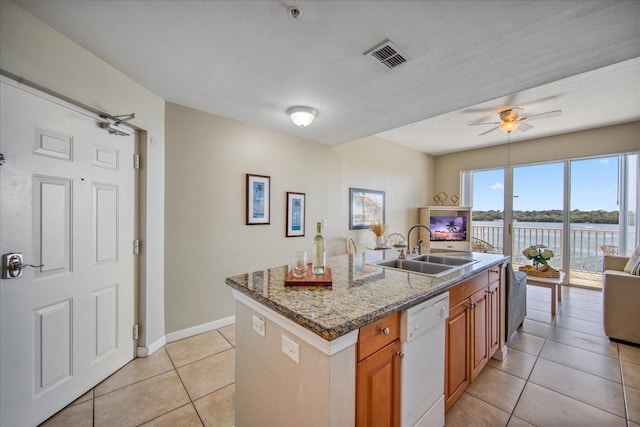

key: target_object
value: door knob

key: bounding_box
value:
[2,253,44,279]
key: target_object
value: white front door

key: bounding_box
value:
[0,78,136,426]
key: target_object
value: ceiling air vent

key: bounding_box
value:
[365,39,410,70]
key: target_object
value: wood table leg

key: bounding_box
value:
[550,284,557,316]
[558,283,562,302]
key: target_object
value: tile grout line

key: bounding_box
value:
[505,301,557,426]
[618,344,631,427]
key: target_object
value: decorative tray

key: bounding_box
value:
[284,265,332,286]
[518,265,560,278]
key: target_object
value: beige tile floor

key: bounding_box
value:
[41,286,640,427]
[446,285,640,427]
[40,325,236,427]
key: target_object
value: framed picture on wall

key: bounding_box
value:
[286,192,306,237]
[349,188,385,229]
[246,174,270,225]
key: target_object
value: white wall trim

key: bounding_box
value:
[136,316,236,357]
[232,290,359,356]
[137,335,166,357]
[165,316,236,343]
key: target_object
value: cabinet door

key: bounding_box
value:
[488,281,500,357]
[445,300,470,412]
[470,288,489,381]
[356,340,401,427]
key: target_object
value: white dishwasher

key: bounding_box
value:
[400,291,450,427]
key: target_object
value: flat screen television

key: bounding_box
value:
[429,216,467,241]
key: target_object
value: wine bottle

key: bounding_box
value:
[312,222,326,275]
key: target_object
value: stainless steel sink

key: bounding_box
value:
[370,254,478,277]
[407,254,476,266]
[376,259,454,276]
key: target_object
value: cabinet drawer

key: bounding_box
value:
[449,271,489,307]
[488,266,501,284]
[357,312,401,361]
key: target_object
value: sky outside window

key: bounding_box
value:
[472,157,619,212]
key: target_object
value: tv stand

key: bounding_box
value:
[418,206,472,252]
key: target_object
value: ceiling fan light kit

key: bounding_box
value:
[498,120,519,133]
[287,106,318,127]
[470,107,562,136]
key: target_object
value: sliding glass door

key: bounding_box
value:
[512,163,564,272]
[464,152,638,288]
[569,156,619,287]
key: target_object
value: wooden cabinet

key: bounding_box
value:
[488,280,500,357]
[470,287,489,381]
[445,267,502,412]
[444,299,470,410]
[356,312,401,427]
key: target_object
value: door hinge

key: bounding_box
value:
[133,239,140,255]
[133,324,139,340]
[134,154,140,170]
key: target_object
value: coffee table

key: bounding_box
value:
[525,272,565,315]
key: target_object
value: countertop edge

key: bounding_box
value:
[226,255,509,341]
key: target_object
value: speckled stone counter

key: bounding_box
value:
[226,250,509,341]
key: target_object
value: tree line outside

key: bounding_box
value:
[472,209,620,224]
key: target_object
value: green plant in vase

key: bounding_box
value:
[523,244,554,270]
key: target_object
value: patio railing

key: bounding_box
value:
[472,224,618,277]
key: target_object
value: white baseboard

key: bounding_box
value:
[136,315,236,357]
[137,335,166,357]
[165,315,236,343]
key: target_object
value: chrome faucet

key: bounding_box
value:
[405,225,432,257]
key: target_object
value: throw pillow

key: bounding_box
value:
[632,258,640,276]
[624,245,640,273]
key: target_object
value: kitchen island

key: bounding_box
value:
[226,249,508,426]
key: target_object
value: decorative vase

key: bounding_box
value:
[376,236,386,247]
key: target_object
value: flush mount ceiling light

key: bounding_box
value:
[287,106,318,127]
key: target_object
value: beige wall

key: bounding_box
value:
[0,0,166,350]
[164,103,433,334]
[434,120,640,198]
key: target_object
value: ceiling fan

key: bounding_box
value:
[469,108,562,136]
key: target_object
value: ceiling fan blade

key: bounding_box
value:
[522,110,562,121]
[469,121,501,126]
[478,126,499,136]
[517,122,534,132]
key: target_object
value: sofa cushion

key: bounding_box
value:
[632,258,640,276]
[624,245,640,273]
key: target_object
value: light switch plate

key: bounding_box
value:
[282,334,300,364]
[252,315,265,337]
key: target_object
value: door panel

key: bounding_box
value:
[35,299,72,393]
[1,78,136,426]
[34,175,72,276]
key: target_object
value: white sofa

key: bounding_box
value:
[602,255,640,345]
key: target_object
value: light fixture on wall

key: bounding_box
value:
[287,106,318,127]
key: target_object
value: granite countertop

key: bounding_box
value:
[226,250,509,341]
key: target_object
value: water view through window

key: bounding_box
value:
[467,154,636,288]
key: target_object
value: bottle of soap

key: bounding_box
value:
[313,221,326,275]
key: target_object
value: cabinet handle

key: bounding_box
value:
[381,327,390,336]
[397,351,405,359]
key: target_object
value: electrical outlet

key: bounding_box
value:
[282,334,300,364]
[322,219,328,228]
[252,315,265,337]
